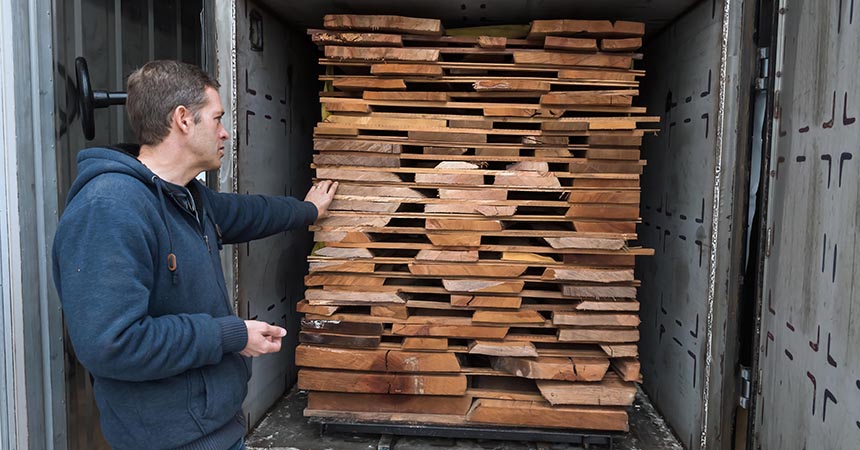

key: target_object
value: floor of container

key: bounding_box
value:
[246,388,682,450]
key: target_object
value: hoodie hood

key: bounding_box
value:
[70,147,185,276]
[67,147,156,206]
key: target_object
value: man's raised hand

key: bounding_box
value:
[304,180,338,220]
[240,320,287,357]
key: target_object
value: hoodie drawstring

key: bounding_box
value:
[152,175,178,283]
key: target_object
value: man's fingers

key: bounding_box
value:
[326,181,339,196]
[263,324,287,337]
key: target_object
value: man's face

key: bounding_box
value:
[188,87,229,171]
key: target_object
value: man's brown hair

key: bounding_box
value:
[126,60,220,145]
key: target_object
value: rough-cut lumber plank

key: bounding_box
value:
[313,247,374,258]
[587,134,642,146]
[544,36,598,52]
[506,161,549,172]
[426,218,503,231]
[409,263,526,277]
[584,149,641,160]
[494,171,561,187]
[301,319,384,336]
[298,332,380,348]
[490,356,608,382]
[557,328,640,343]
[482,106,563,117]
[448,119,494,129]
[467,398,628,431]
[522,135,569,145]
[415,250,480,262]
[314,138,402,153]
[308,261,375,273]
[296,300,340,317]
[541,121,589,132]
[451,295,522,309]
[443,279,525,293]
[601,37,642,52]
[424,146,469,155]
[552,311,640,327]
[308,392,472,415]
[537,376,636,406]
[336,184,422,197]
[561,285,637,299]
[477,35,506,49]
[332,77,406,91]
[296,345,386,371]
[611,357,642,382]
[363,91,449,102]
[472,80,551,92]
[391,323,508,339]
[541,268,634,283]
[371,63,443,76]
[573,221,637,234]
[311,30,403,47]
[329,199,400,213]
[304,409,466,426]
[298,369,466,395]
[577,301,640,312]
[402,337,448,351]
[601,344,639,358]
[501,252,557,264]
[557,69,637,81]
[468,340,539,357]
[409,130,488,143]
[438,188,507,200]
[528,19,614,38]
[324,14,443,36]
[543,236,626,250]
[476,147,521,156]
[415,172,485,185]
[568,191,640,204]
[368,305,406,320]
[513,51,632,69]
[566,204,640,219]
[562,253,635,268]
[613,21,646,37]
[472,310,545,325]
[314,153,400,168]
[325,46,440,62]
[541,91,635,106]
[322,102,371,113]
[427,233,482,247]
[424,203,516,216]
[306,290,406,306]
[386,350,462,373]
[316,167,403,182]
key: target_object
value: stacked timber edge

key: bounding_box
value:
[299,13,655,434]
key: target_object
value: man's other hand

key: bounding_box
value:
[240,320,287,357]
[305,180,338,220]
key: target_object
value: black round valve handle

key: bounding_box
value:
[75,57,127,140]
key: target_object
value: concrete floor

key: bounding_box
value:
[246,388,683,450]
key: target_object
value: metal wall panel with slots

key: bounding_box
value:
[755,1,860,448]
[235,0,319,429]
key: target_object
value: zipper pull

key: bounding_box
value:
[204,235,211,253]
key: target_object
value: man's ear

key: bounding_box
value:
[173,105,193,133]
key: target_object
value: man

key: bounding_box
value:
[52,60,337,450]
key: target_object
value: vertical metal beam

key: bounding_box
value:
[0,0,64,448]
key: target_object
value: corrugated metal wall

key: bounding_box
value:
[755,0,860,448]
[234,0,319,430]
[52,1,203,448]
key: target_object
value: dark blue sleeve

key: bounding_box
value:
[203,188,319,244]
[52,196,247,382]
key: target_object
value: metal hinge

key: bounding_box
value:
[756,47,770,91]
[739,365,753,408]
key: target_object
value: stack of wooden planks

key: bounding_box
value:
[299,14,656,433]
